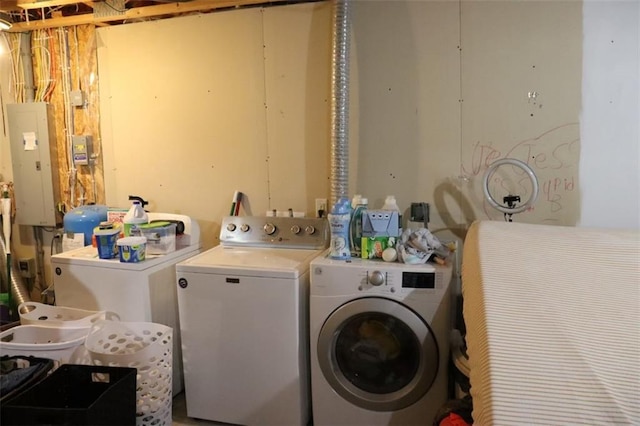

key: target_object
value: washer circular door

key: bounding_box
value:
[317,297,439,412]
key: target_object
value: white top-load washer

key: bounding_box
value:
[175,215,328,426]
[51,213,201,395]
[309,255,453,426]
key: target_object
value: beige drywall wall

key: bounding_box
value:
[458,1,581,226]
[97,2,332,248]
[350,0,582,241]
[97,0,582,247]
[349,0,462,239]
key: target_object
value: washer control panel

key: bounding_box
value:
[355,265,439,295]
[220,216,329,249]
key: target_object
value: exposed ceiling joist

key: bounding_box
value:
[17,0,94,10]
[2,0,301,31]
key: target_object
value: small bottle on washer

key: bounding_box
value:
[328,197,351,260]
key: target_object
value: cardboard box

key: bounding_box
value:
[107,208,127,225]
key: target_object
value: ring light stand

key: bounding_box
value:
[482,158,539,222]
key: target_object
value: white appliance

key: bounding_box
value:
[175,216,329,425]
[309,255,453,426]
[51,213,201,395]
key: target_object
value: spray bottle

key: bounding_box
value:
[328,197,351,260]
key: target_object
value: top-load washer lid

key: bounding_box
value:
[176,245,327,279]
[51,244,201,271]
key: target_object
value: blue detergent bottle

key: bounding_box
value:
[349,195,368,257]
[328,197,352,259]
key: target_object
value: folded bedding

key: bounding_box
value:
[462,221,639,425]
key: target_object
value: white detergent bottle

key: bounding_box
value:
[382,195,402,235]
[123,200,149,236]
[328,197,352,260]
[349,195,368,257]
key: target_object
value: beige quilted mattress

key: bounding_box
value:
[462,220,640,425]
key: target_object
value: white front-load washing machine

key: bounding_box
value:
[176,216,328,426]
[310,255,453,425]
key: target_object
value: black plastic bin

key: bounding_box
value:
[1,355,56,403]
[1,364,136,426]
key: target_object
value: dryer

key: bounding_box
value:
[309,256,453,425]
[175,216,328,426]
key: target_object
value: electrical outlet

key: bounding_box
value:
[315,198,327,217]
[18,258,36,278]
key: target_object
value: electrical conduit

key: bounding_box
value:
[19,32,35,103]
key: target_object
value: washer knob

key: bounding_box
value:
[240,224,250,232]
[369,271,385,286]
[291,225,301,234]
[226,223,237,232]
[305,225,316,235]
[264,223,276,235]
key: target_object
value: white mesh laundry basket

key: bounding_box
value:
[84,320,173,426]
[18,302,119,327]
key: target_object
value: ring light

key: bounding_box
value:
[482,158,539,215]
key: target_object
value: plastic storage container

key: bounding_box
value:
[93,222,121,259]
[117,237,147,263]
[0,325,90,364]
[18,302,116,327]
[328,197,351,260]
[63,205,108,246]
[123,201,148,237]
[1,364,136,426]
[0,355,55,404]
[132,222,176,255]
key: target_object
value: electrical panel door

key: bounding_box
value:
[7,103,62,226]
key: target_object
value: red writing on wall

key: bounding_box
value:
[462,123,580,216]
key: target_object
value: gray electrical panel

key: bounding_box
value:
[7,103,62,226]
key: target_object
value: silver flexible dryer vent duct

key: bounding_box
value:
[330,0,351,206]
[1,233,31,310]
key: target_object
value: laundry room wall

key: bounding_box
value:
[349,0,584,241]
[97,2,332,247]
[0,0,638,299]
[95,0,592,249]
[579,1,640,229]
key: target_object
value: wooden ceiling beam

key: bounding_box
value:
[7,0,295,31]
[0,0,20,11]
[17,0,92,10]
